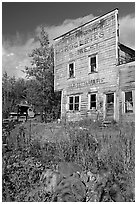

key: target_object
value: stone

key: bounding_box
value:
[57,162,82,178]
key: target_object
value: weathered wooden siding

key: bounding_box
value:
[54,10,119,92]
[54,9,122,121]
[119,61,135,90]
[118,61,135,122]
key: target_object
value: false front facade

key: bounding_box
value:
[54,9,135,122]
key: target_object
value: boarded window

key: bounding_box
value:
[69,95,80,111]
[125,91,133,113]
[69,63,74,78]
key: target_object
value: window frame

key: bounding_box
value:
[88,54,98,73]
[68,95,80,111]
[88,93,97,110]
[68,61,75,79]
[123,90,134,114]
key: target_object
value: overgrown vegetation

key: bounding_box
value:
[2,120,135,202]
[2,27,61,121]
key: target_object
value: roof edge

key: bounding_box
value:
[118,42,135,53]
[54,8,118,41]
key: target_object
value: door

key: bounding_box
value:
[105,93,114,120]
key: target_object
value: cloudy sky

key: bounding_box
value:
[2,2,135,78]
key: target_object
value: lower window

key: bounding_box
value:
[125,91,133,113]
[89,93,97,110]
[68,95,80,111]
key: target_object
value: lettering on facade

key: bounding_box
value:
[55,15,115,55]
[69,78,105,89]
[77,43,98,55]
[55,32,103,55]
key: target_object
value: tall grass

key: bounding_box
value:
[3,120,135,201]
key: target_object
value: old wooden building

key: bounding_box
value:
[54,9,135,122]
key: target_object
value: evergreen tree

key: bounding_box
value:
[25,27,61,122]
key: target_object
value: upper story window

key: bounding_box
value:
[68,95,80,111]
[89,54,98,73]
[68,62,75,78]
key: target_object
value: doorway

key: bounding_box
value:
[105,93,114,120]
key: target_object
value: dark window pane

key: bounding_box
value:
[125,91,132,102]
[90,94,96,109]
[91,56,96,65]
[90,102,96,109]
[91,94,96,102]
[75,103,79,111]
[75,96,79,103]
[69,104,73,110]
[69,97,73,104]
[69,63,74,78]
[90,56,96,72]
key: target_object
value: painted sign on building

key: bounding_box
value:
[68,78,105,89]
[55,13,116,57]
